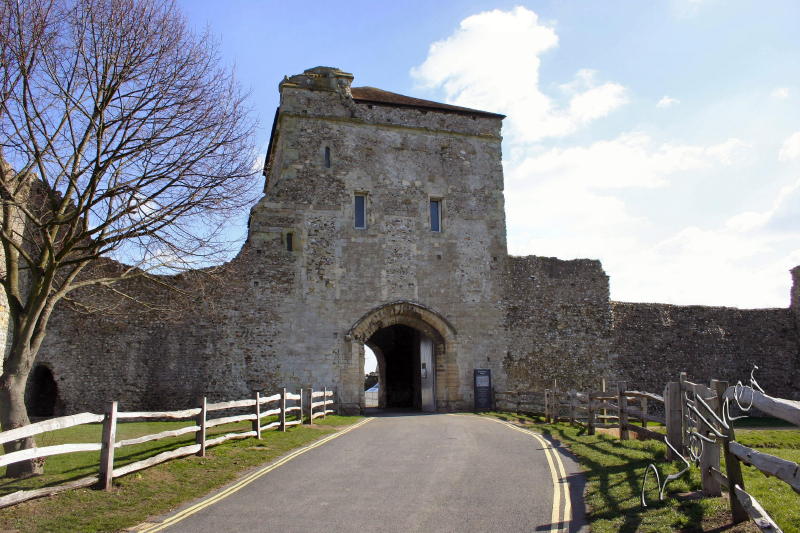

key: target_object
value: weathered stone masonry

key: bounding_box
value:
[12,67,800,414]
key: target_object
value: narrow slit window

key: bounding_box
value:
[354,194,366,229]
[430,199,442,232]
[324,146,331,168]
[286,232,294,251]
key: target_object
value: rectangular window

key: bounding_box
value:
[354,194,366,229]
[430,199,442,232]
[324,146,331,168]
[286,232,293,252]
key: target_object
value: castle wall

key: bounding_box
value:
[791,266,800,332]
[610,302,800,399]
[502,256,612,392]
[33,68,511,413]
[16,67,800,415]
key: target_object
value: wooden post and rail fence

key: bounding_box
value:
[495,373,800,532]
[0,386,336,509]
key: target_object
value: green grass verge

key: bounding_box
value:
[483,413,799,533]
[0,415,361,533]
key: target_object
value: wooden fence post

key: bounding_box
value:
[299,388,304,424]
[587,393,596,435]
[679,372,688,452]
[99,401,118,491]
[306,387,313,424]
[711,379,747,521]
[618,381,629,440]
[323,387,328,419]
[552,380,558,422]
[569,390,576,425]
[196,397,207,457]
[280,388,287,431]
[543,389,550,422]
[640,397,648,429]
[253,392,261,440]
[699,381,721,497]
[664,382,682,460]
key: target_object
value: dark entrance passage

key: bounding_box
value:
[367,325,422,409]
[26,365,59,417]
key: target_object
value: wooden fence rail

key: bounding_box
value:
[493,373,798,531]
[0,384,337,509]
[498,387,656,437]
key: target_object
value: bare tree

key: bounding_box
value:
[0,0,257,476]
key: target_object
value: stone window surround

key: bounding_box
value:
[354,192,367,229]
[429,197,443,233]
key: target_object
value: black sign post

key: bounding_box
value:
[474,369,492,411]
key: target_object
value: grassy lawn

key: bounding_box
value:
[0,415,361,533]
[483,412,799,533]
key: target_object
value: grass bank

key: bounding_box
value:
[0,415,361,533]
[484,412,799,533]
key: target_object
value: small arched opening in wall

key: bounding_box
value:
[345,301,458,414]
[25,364,61,418]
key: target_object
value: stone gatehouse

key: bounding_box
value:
[15,67,800,415]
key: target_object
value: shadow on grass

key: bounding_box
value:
[0,422,259,496]
[537,423,720,533]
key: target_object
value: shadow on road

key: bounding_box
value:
[363,408,443,417]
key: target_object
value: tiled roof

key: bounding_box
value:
[350,86,504,119]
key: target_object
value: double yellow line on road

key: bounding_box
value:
[136,418,373,533]
[477,416,572,532]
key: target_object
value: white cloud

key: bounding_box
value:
[656,96,680,108]
[508,133,748,190]
[778,131,800,161]
[413,6,797,309]
[503,132,774,306]
[727,179,800,233]
[608,225,797,309]
[771,87,790,100]
[411,6,627,143]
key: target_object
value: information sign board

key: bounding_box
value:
[474,369,492,410]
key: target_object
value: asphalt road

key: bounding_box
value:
[140,413,586,533]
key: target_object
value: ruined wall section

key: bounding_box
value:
[503,256,612,392]
[610,301,800,399]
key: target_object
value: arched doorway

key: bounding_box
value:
[344,301,458,413]
[366,324,434,410]
[26,364,59,417]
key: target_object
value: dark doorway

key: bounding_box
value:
[26,365,59,417]
[367,325,421,409]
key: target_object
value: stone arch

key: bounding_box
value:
[347,300,457,344]
[342,300,460,413]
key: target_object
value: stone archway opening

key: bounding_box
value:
[345,301,459,414]
[366,324,433,410]
[26,364,59,417]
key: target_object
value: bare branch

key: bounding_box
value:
[0,0,259,470]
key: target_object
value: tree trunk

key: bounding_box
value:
[0,369,42,478]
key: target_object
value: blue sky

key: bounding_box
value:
[178,0,800,309]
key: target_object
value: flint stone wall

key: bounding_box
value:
[610,301,800,399]
[502,256,612,392]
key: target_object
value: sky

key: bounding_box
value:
[177,0,800,310]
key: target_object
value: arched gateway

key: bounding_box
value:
[341,301,458,414]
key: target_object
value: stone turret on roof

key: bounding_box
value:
[279,66,503,119]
